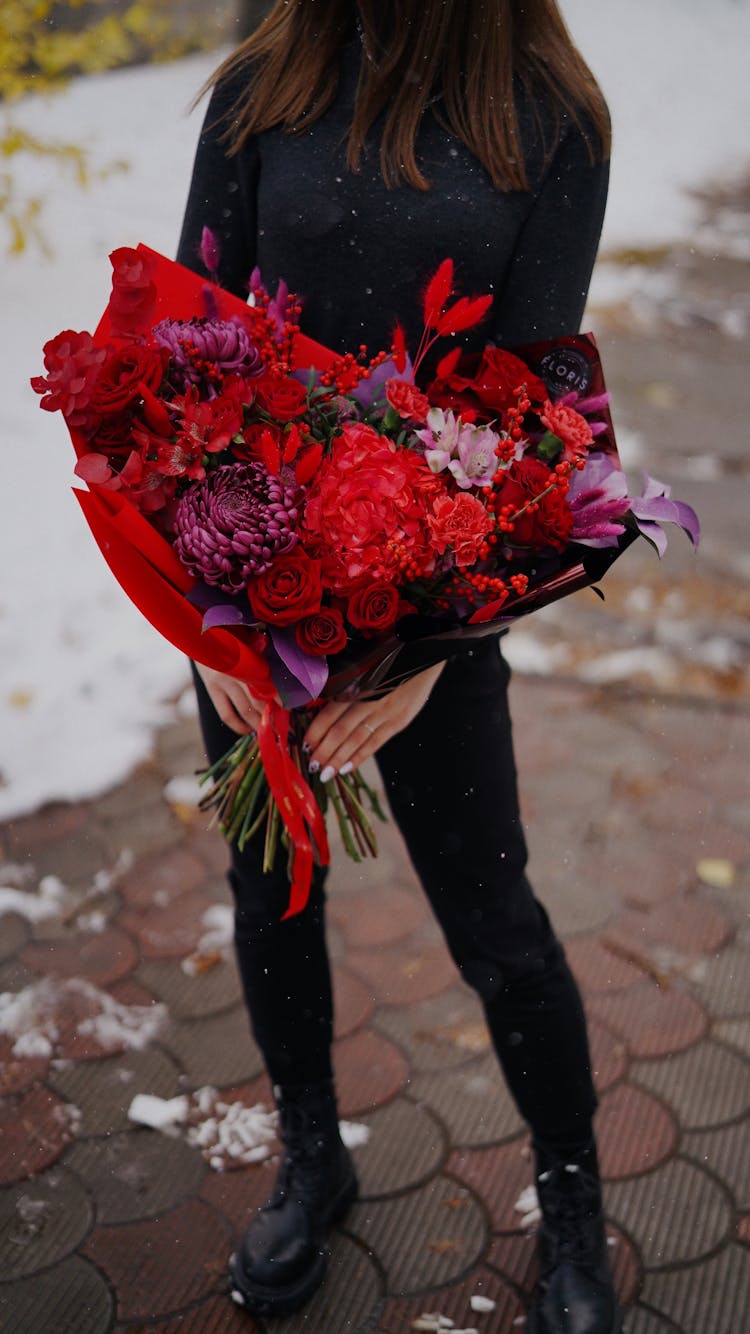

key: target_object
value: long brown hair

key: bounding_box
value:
[206,0,610,192]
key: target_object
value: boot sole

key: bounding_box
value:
[228,1169,358,1317]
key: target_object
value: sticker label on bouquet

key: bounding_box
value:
[538,346,593,398]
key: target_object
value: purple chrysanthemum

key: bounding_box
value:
[154,317,263,388]
[173,462,300,591]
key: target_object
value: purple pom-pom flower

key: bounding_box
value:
[173,462,300,592]
[153,318,263,389]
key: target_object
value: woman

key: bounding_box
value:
[177,2,619,1329]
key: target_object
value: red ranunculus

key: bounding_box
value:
[428,492,493,567]
[385,379,430,423]
[107,247,158,335]
[255,373,308,421]
[301,422,445,593]
[90,344,166,416]
[247,552,323,626]
[494,457,573,552]
[295,607,348,656]
[346,583,401,636]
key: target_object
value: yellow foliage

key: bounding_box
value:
[0,0,223,255]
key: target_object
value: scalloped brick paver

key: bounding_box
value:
[348,1175,487,1295]
[65,1129,206,1224]
[160,1005,264,1088]
[566,935,649,993]
[47,1045,183,1137]
[0,1034,49,1096]
[0,912,29,963]
[604,897,732,963]
[118,845,208,910]
[605,1157,732,1267]
[0,1254,114,1334]
[328,881,429,948]
[135,955,243,1020]
[595,1084,676,1180]
[373,984,491,1073]
[332,962,374,1039]
[118,1293,261,1332]
[355,1096,446,1198]
[20,925,138,987]
[0,1166,93,1280]
[376,1264,523,1331]
[685,945,750,1019]
[448,1137,533,1231]
[82,1198,232,1323]
[631,1040,750,1130]
[641,1244,750,1333]
[588,981,708,1058]
[334,1027,409,1115]
[588,1014,628,1091]
[0,1084,75,1185]
[346,937,459,1006]
[119,888,223,960]
[682,1121,750,1211]
[409,1052,524,1147]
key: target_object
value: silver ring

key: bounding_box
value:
[363,722,376,735]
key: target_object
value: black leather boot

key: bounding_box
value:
[527,1143,622,1334]
[229,1080,358,1316]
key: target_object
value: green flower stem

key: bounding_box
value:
[328,784,363,863]
[225,760,266,845]
[336,777,378,857]
[263,797,281,873]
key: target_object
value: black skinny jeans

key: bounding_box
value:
[192,638,597,1151]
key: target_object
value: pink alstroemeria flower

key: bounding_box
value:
[417,408,499,489]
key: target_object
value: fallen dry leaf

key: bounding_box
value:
[696,858,736,890]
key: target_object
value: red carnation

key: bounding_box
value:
[494,457,573,552]
[385,379,430,423]
[247,551,323,626]
[346,583,401,637]
[428,492,493,567]
[539,399,594,462]
[107,247,158,335]
[295,607,348,656]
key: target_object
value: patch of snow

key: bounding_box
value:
[0,886,61,924]
[502,633,568,676]
[470,1295,497,1313]
[514,1183,541,1230]
[128,1092,189,1133]
[339,1119,371,1149]
[128,1085,279,1171]
[163,774,204,808]
[0,976,167,1057]
[577,647,676,686]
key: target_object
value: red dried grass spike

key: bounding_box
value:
[435,294,493,337]
[391,322,408,374]
[423,259,455,328]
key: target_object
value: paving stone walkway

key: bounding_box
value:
[0,666,748,1333]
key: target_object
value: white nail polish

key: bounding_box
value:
[339,761,354,776]
[319,764,336,783]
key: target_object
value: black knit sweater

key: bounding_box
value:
[177,41,608,358]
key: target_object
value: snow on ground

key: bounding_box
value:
[2,3,749,820]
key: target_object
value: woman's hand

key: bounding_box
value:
[194,662,266,736]
[303,663,445,781]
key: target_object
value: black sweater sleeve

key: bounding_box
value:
[175,81,258,297]
[492,124,610,343]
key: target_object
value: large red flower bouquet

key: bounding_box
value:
[33,241,698,915]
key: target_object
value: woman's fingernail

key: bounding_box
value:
[302,741,312,753]
[339,761,354,776]
[319,764,336,783]
[308,759,320,774]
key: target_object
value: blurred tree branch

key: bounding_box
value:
[0,0,229,254]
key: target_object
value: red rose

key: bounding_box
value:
[428,492,493,567]
[90,344,166,416]
[255,373,308,421]
[385,379,430,423]
[471,347,547,413]
[247,551,322,626]
[295,607,348,656]
[346,583,401,637]
[107,247,158,335]
[88,412,136,459]
[494,457,573,552]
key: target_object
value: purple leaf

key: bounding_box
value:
[270,628,328,704]
[202,603,254,631]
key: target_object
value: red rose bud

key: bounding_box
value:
[346,583,401,637]
[107,247,158,335]
[248,551,323,626]
[295,607,348,657]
